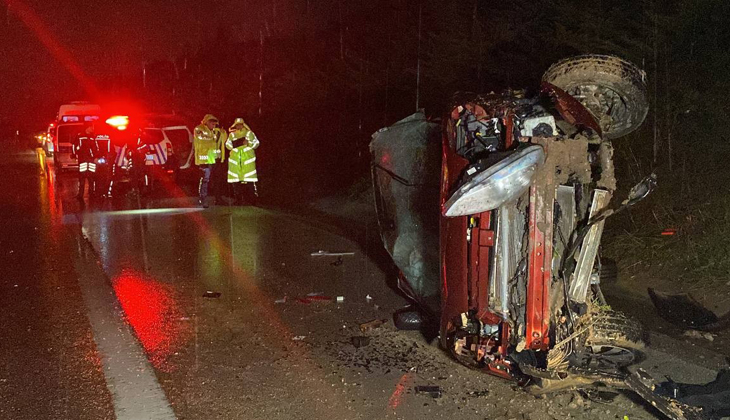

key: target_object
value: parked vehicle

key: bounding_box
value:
[44,123,55,157]
[53,102,101,172]
[371,56,705,419]
[108,114,193,194]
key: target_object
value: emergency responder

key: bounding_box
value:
[73,123,100,199]
[93,133,112,197]
[225,118,260,205]
[193,114,226,207]
[212,130,229,205]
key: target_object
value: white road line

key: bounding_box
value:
[75,228,176,420]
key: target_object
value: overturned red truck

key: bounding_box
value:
[371,55,714,420]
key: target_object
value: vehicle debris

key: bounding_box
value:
[683,330,715,341]
[657,368,730,418]
[578,388,619,404]
[359,319,387,332]
[466,389,490,398]
[350,336,371,348]
[202,291,221,298]
[310,250,355,257]
[292,336,306,341]
[648,288,730,331]
[414,385,442,398]
[296,295,332,304]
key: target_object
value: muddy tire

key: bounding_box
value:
[393,308,423,330]
[582,309,645,369]
[542,55,649,139]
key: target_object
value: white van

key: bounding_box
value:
[53,102,101,171]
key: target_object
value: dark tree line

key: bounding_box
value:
[134,0,729,204]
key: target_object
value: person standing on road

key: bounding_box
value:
[193,114,226,207]
[225,117,260,205]
[212,128,230,205]
[73,123,99,199]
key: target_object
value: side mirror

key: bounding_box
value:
[626,173,657,206]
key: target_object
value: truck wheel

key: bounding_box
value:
[582,309,645,369]
[542,55,649,139]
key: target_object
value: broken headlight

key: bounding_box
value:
[443,145,545,217]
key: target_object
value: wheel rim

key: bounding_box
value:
[587,344,637,369]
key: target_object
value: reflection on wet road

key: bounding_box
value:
[33,149,410,419]
[112,268,190,373]
[0,150,114,419]
[7,149,726,420]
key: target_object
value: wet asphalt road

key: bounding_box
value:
[0,149,114,419]
[1,148,728,420]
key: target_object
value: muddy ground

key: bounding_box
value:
[303,183,729,420]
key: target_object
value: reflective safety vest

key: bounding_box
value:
[193,125,226,165]
[225,127,259,183]
[115,144,130,169]
[79,161,97,173]
[73,134,97,163]
[74,134,109,172]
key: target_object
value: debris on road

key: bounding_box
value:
[466,389,490,398]
[296,295,332,304]
[274,297,287,304]
[657,368,730,418]
[359,318,387,332]
[310,250,355,257]
[366,294,373,303]
[350,336,371,348]
[336,296,344,303]
[648,288,730,331]
[292,336,306,341]
[579,389,619,404]
[414,385,442,398]
[202,291,221,298]
[683,330,715,341]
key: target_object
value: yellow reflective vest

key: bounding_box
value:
[225,126,259,183]
[193,125,227,165]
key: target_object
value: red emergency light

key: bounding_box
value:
[106,115,129,131]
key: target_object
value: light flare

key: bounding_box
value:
[4,0,101,99]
